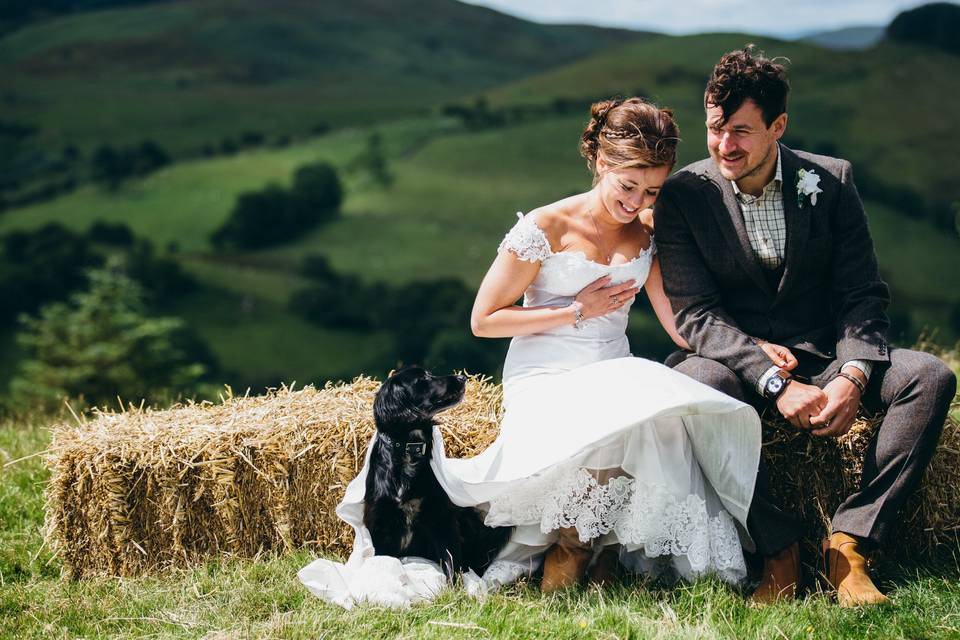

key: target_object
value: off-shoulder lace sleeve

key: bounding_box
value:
[498,212,552,263]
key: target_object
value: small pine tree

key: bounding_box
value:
[9,262,206,411]
[351,133,392,188]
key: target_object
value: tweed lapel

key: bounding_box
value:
[699,160,772,296]
[776,144,810,300]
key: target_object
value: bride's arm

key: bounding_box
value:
[645,256,691,350]
[471,251,580,338]
[471,252,637,338]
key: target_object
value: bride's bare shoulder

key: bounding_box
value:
[527,194,588,246]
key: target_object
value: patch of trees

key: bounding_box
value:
[0,121,82,212]
[348,133,392,188]
[210,162,343,250]
[887,3,960,56]
[197,125,328,159]
[91,140,170,190]
[441,93,649,132]
[8,262,210,413]
[289,255,506,376]
[0,222,217,411]
[0,221,195,327]
[0,223,103,326]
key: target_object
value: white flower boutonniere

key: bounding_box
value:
[796,168,823,208]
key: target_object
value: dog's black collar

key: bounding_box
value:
[378,432,427,458]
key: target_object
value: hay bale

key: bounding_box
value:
[43,376,503,578]
[43,376,957,578]
[761,394,960,557]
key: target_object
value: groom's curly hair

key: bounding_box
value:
[705,45,790,127]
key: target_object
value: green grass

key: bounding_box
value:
[169,287,395,389]
[2,417,960,638]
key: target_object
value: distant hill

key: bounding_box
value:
[886,2,960,56]
[0,0,653,154]
[800,26,883,50]
[0,0,174,33]
[484,33,960,229]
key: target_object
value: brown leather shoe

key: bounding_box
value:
[749,542,800,604]
[541,543,592,593]
[586,546,620,587]
[822,532,890,607]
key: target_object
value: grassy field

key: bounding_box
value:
[1,108,957,389]
[3,417,960,639]
[1,12,957,392]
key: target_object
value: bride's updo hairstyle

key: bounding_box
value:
[579,97,680,184]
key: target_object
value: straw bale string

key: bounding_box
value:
[43,376,959,578]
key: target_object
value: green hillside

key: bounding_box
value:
[1,109,956,391]
[1,12,957,395]
[0,0,653,155]
[799,26,884,50]
[484,33,960,215]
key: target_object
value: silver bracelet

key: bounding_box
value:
[571,303,585,330]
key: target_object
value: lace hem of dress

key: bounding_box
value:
[485,466,745,579]
[498,211,552,263]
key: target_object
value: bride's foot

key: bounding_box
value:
[586,547,620,587]
[541,529,593,593]
[541,544,592,593]
[749,542,800,605]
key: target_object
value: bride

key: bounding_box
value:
[299,98,794,608]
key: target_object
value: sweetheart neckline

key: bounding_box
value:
[514,211,654,268]
[545,244,654,268]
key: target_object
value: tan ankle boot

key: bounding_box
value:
[749,542,800,604]
[822,532,890,607]
[541,528,592,593]
[586,546,620,587]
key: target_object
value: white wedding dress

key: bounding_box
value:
[299,212,762,609]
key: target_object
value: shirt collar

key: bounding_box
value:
[731,144,782,200]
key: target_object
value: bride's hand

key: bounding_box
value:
[574,276,639,319]
[758,341,798,370]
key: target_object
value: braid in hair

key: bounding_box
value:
[579,98,624,169]
[579,96,680,181]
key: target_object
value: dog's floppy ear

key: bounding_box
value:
[374,375,427,429]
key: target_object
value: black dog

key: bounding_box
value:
[363,366,511,578]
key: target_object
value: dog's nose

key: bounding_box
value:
[455,374,467,383]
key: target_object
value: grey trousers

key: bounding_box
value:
[667,347,957,556]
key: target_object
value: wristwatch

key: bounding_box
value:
[764,369,792,400]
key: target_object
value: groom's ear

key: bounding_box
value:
[770,112,788,140]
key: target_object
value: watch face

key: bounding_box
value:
[767,377,784,394]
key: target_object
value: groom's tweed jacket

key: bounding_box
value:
[654,144,891,387]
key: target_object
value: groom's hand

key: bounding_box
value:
[775,382,827,430]
[809,375,862,438]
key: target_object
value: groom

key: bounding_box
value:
[654,46,957,606]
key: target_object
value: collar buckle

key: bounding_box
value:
[405,442,427,457]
